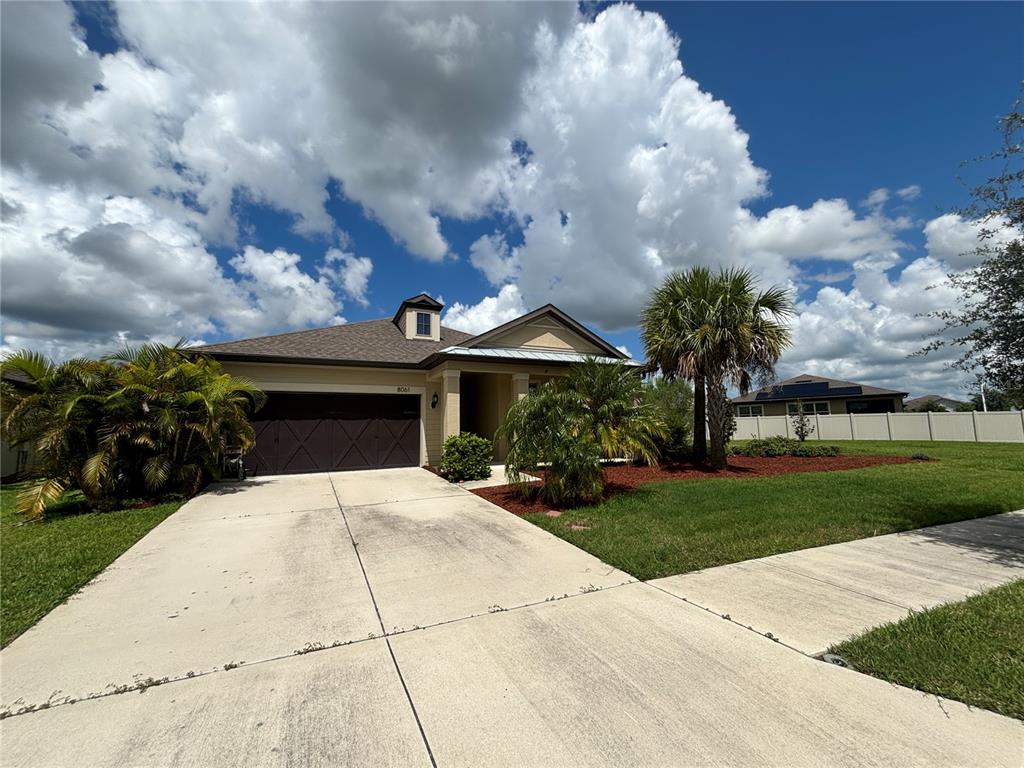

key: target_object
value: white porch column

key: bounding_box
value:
[511,372,530,403]
[441,369,461,442]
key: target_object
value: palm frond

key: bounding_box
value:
[16,478,65,521]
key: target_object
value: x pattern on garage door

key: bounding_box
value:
[245,393,420,475]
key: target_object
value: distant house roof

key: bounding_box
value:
[905,394,967,411]
[1,369,34,387]
[196,319,474,368]
[732,373,908,404]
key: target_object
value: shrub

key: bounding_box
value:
[790,399,815,442]
[791,443,840,457]
[498,359,666,505]
[642,378,693,462]
[439,433,493,482]
[731,437,840,458]
[910,452,932,461]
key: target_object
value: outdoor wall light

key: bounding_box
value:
[431,392,439,409]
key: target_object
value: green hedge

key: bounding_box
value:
[729,437,840,458]
[439,433,493,482]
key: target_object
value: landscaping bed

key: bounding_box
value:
[474,454,913,515]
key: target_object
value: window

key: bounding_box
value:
[415,312,432,336]
[736,405,764,417]
[787,401,830,416]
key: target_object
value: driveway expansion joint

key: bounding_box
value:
[642,580,814,659]
[329,474,438,768]
[0,634,387,720]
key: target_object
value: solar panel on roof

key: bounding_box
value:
[781,382,830,397]
[752,381,864,401]
[829,385,862,396]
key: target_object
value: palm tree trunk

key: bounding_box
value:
[706,376,729,470]
[692,373,707,462]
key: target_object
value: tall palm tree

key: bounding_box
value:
[641,268,716,460]
[642,267,793,469]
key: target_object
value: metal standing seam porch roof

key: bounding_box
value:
[437,346,645,366]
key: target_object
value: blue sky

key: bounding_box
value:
[2,2,1021,396]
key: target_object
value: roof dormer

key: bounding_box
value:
[392,293,442,341]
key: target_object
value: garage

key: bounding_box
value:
[244,393,420,475]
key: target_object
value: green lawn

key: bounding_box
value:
[0,484,182,647]
[523,441,1024,580]
[830,580,1024,720]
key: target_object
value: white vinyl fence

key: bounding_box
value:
[734,411,1024,443]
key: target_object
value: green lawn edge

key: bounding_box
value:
[830,580,1024,721]
[521,441,1024,580]
[1,485,182,647]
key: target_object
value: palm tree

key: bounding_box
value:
[641,268,717,460]
[498,359,666,504]
[92,343,266,498]
[1,352,117,518]
[642,267,793,469]
[561,358,665,464]
[1,343,265,519]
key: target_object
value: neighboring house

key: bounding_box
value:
[199,293,637,475]
[732,373,907,417]
[904,394,967,412]
[1,369,37,480]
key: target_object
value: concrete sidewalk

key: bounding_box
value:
[2,471,1021,766]
[651,511,1024,655]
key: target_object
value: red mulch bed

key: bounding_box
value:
[472,455,914,516]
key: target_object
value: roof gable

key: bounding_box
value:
[461,305,626,359]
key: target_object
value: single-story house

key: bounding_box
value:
[199,293,636,475]
[904,394,967,412]
[732,373,907,417]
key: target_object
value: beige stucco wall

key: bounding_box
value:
[1,439,33,479]
[401,307,440,341]
[223,361,428,392]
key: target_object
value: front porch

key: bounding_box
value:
[432,369,532,462]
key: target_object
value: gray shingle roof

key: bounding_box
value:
[196,319,473,367]
[904,394,966,411]
[732,373,908,403]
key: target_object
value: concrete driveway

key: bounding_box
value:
[2,469,1021,767]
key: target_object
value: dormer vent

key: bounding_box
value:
[392,293,443,341]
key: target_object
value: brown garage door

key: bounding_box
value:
[244,393,420,475]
